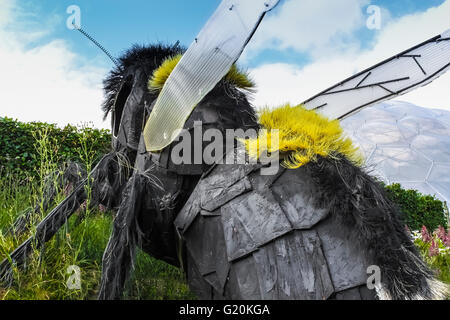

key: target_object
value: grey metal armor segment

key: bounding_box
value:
[251,230,334,300]
[221,190,293,261]
[316,216,373,292]
[271,168,330,229]
[175,162,377,300]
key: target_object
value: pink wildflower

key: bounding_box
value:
[429,239,439,257]
[444,229,450,247]
[434,226,446,241]
[421,226,431,243]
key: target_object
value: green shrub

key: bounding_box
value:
[0,117,111,180]
[384,183,447,231]
[412,226,450,289]
[0,118,195,300]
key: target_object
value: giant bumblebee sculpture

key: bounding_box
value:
[1,0,449,300]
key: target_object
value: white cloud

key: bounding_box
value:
[243,0,371,60]
[249,59,358,107]
[1,0,449,131]
[0,0,110,129]
[249,0,450,111]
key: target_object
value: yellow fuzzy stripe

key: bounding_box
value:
[148,54,255,92]
[243,104,363,169]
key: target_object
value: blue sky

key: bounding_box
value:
[19,0,222,69]
[17,0,447,68]
[1,0,449,128]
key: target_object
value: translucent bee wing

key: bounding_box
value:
[303,29,450,120]
[143,0,279,152]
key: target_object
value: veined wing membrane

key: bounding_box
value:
[303,29,450,120]
[143,0,280,152]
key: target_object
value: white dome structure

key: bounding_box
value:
[341,101,450,205]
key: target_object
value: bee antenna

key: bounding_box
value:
[73,23,120,68]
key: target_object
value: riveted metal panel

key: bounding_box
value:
[221,190,292,261]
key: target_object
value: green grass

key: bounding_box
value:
[0,125,195,300]
[0,174,195,300]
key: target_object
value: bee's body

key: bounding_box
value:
[2,44,447,301]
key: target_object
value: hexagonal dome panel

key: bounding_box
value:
[341,101,450,205]
[368,147,432,182]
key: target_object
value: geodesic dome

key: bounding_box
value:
[341,101,450,206]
